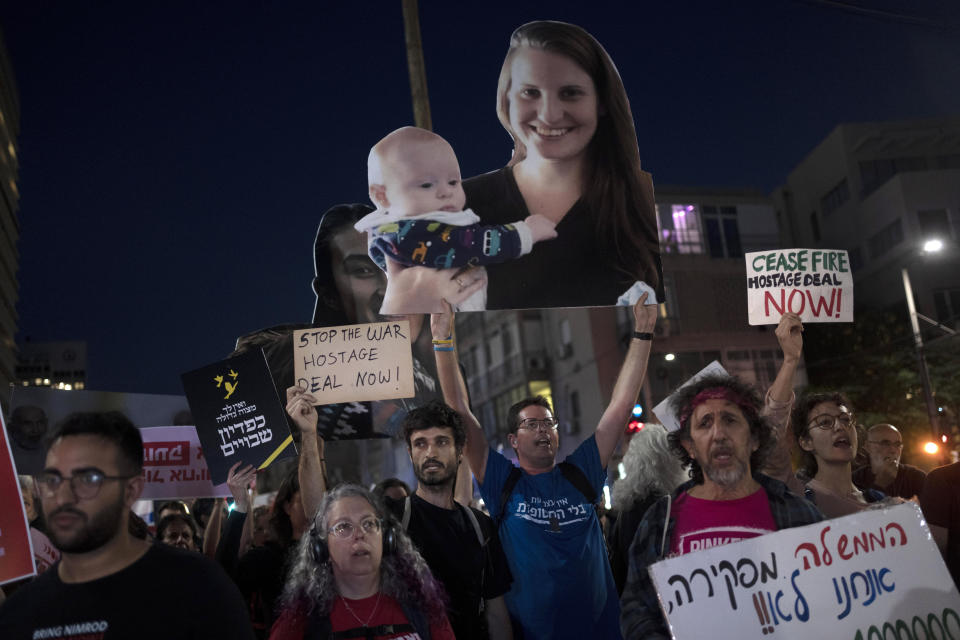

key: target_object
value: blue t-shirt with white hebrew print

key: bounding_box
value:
[480,435,621,640]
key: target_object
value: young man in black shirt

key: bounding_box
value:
[391,400,513,639]
[0,412,253,640]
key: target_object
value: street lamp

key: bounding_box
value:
[901,238,949,462]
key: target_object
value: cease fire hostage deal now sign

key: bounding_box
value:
[745,248,854,325]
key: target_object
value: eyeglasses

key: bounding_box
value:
[36,469,136,500]
[807,413,855,432]
[328,517,382,539]
[867,439,903,449]
[517,417,559,432]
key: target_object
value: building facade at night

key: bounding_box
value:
[0,27,19,412]
[773,116,960,324]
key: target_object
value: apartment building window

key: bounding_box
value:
[934,289,960,325]
[568,390,581,434]
[558,318,573,359]
[820,178,850,216]
[918,209,952,240]
[810,211,821,242]
[859,156,928,196]
[936,154,960,169]
[702,205,742,258]
[501,324,514,357]
[848,247,863,272]
[868,219,904,259]
[657,204,705,254]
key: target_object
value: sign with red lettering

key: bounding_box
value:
[745,249,853,325]
[0,412,36,586]
[647,503,959,639]
[139,426,231,500]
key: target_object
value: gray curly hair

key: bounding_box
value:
[611,423,688,511]
[279,484,448,623]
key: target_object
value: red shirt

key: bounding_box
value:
[670,488,776,555]
[270,593,454,640]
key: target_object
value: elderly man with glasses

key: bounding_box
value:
[853,423,927,500]
[431,294,658,640]
[0,411,253,640]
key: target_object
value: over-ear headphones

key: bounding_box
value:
[309,518,398,564]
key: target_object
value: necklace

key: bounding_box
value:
[340,592,382,628]
[808,478,865,503]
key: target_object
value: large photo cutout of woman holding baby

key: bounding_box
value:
[379,20,663,313]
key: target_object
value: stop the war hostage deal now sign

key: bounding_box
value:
[649,503,960,640]
[292,320,415,404]
[746,249,854,325]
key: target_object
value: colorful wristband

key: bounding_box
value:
[433,345,455,352]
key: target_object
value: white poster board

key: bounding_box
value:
[293,321,415,403]
[140,426,231,500]
[745,249,853,325]
[649,503,960,639]
[652,361,729,433]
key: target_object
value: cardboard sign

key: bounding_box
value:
[0,413,37,586]
[649,503,960,639]
[746,249,854,325]
[652,361,730,433]
[181,349,296,485]
[140,426,231,500]
[292,321,415,404]
[7,386,191,475]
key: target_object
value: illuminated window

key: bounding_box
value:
[657,204,704,254]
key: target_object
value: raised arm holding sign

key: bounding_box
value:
[285,386,327,521]
[433,294,657,640]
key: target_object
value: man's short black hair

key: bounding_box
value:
[666,374,775,485]
[401,400,466,452]
[791,391,854,479]
[51,411,143,475]
[506,396,553,436]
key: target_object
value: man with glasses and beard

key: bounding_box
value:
[620,374,823,639]
[0,412,253,639]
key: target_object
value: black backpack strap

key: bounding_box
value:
[497,467,523,523]
[558,461,598,504]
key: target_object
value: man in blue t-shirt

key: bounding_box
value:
[431,294,657,640]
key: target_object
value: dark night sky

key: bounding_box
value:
[1,1,958,395]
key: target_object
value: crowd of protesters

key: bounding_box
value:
[9,277,960,640]
[2,297,959,638]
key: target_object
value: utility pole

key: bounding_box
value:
[401,0,432,131]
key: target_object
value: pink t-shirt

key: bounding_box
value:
[670,488,777,555]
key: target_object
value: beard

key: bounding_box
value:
[700,449,750,488]
[415,459,457,487]
[48,495,126,553]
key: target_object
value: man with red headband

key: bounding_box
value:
[620,373,823,638]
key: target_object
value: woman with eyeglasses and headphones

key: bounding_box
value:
[269,484,454,640]
[762,313,898,519]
